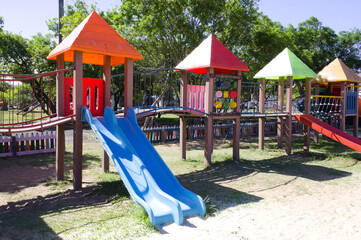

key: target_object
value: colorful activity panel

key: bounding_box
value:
[214,80,238,112]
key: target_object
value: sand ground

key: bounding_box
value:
[143,171,361,240]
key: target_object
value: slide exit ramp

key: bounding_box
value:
[295,114,361,152]
[81,106,206,226]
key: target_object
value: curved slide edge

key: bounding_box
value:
[102,107,183,225]
[81,106,205,225]
[122,108,206,218]
[295,114,361,152]
[81,106,156,223]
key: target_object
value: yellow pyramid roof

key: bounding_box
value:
[315,58,361,83]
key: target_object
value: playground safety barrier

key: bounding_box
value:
[0,68,73,130]
[142,121,303,143]
[0,131,55,157]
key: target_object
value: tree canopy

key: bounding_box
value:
[1,0,361,77]
[0,16,4,31]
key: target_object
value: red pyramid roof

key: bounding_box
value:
[175,34,249,74]
[47,11,142,66]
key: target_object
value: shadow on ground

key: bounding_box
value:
[0,152,101,193]
[177,151,351,211]
[0,180,129,240]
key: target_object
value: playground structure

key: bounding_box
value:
[298,58,361,152]
[2,11,361,225]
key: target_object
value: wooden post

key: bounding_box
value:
[204,68,214,165]
[313,83,320,143]
[56,53,65,181]
[73,50,83,190]
[303,78,312,151]
[285,76,293,155]
[258,78,266,150]
[233,71,242,160]
[102,55,111,172]
[180,71,188,160]
[277,77,284,148]
[124,58,134,116]
[340,82,346,132]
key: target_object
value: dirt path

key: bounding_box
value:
[142,162,361,240]
[142,185,361,240]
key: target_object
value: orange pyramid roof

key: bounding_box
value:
[175,34,249,74]
[316,58,361,83]
[47,11,142,66]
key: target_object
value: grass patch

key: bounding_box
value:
[154,114,179,125]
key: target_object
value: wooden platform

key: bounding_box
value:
[116,108,207,119]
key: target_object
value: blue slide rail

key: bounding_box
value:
[81,106,206,225]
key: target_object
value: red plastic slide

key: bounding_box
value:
[295,114,361,152]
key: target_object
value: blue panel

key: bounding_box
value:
[346,92,358,115]
[81,106,205,226]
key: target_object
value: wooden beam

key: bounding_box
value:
[102,55,111,172]
[56,53,65,181]
[124,58,133,116]
[204,68,214,165]
[180,71,188,160]
[233,71,242,160]
[73,50,83,190]
[313,83,320,143]
[285,76,293,155]
[258,78,265,150]
[303,78,312,151]
[277,77,284,148]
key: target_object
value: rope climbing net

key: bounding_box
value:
[310,95,342,121]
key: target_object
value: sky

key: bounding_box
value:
[1,0,361,39]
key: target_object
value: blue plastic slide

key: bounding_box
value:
[81,106,206,225]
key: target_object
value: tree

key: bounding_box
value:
[287,17,339,73]
[107,0,259,70]
[46,0,99,39]
[0,31,32,74]
[0,31,57,114]
[335,29,361,72]
[240,14,292,79]
[0,16,4,31]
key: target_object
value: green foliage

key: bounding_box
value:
[288,17,339,73]
[27,33,57,73]
[0,31,32,74]
[203,195,218,216]
[336,29,361,70]
[0,16,3,31]
[42,0,361,82]
[107,0,259,70]
[1,0,361,85]
[0,31,56,74]
[242,14,291,79]
[46,0,100,39]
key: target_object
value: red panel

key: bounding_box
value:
[65,77,105,117]
[186,85,205,113]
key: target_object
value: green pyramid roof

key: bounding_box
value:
[254,48,317,80]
